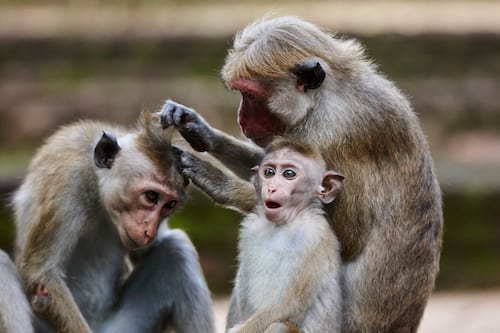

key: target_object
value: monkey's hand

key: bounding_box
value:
[173,146,256,213]
[31,283,52,313]
[173,146,224,190]
[171,146,202,185]
[160,100,214,152]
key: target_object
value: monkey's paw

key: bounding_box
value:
[159,100,213,152]
[172,146,208,182]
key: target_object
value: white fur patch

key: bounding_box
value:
[238,208,326,310]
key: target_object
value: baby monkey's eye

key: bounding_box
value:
[283,169,297,179]
[145,191,159,204]
[263,167,276,178]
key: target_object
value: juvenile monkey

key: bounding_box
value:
[227,139,343,333]
[161,16,443,333]
[7,112,214,333]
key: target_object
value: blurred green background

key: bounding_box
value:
[0,1,499,297]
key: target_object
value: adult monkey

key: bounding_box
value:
[161,16,443,333]
[5,112,214,333]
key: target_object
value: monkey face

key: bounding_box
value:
[113,177,183,250]
[96,132,185,250]
[257,149,323,224]
[222,17,329,147]
[256,147,344,224]
[231,79,286,147]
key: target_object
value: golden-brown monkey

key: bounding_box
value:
[227,139,343,333]
[7,112,214,333]
[160,16,443,333]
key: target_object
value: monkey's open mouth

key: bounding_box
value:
[265,201,281,209]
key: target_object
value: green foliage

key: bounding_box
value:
[0,204,14,255]
[169,189,240,293]
[437,190,500,290]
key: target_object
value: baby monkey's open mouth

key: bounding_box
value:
[265,201,282,209]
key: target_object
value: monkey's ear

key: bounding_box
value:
[292,60,326,92]
[94,131,121,169]
[317,171,344,204]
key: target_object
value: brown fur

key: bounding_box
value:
[12,113,190,332]
[161,16,442,333]
[221,17,443,332]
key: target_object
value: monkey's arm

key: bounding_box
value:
[160,100,264,179]
[30,275,91,333]
[19,210,92,333]
[175,148,256,213]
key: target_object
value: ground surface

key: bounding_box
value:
[213,289,500,333]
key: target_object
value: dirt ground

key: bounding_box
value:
[213,289,500,333]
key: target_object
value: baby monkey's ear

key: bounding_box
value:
[317,171,344,204]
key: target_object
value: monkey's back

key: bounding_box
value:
[13,121,127,257]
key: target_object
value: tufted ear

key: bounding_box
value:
[317,171,344,204]
[291,60,326,92]
[94,131,121,169]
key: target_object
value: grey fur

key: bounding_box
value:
[5,119,214,333]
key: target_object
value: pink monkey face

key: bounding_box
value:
[256,148,339,224]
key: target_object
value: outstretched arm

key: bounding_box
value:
[160,100,264,180]
[174,147,256,214]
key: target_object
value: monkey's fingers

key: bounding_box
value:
[159,99,180,129]
[176,150,198,174]
[171,146,191,186]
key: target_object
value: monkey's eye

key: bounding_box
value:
[263,167,276,178]
[164,200,177,209]
[283,169,297,179]
[145,191,159,204]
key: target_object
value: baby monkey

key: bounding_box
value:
[227,139,344,333]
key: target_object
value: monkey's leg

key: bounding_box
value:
[342,234,438,333]
[101,226,215,333]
